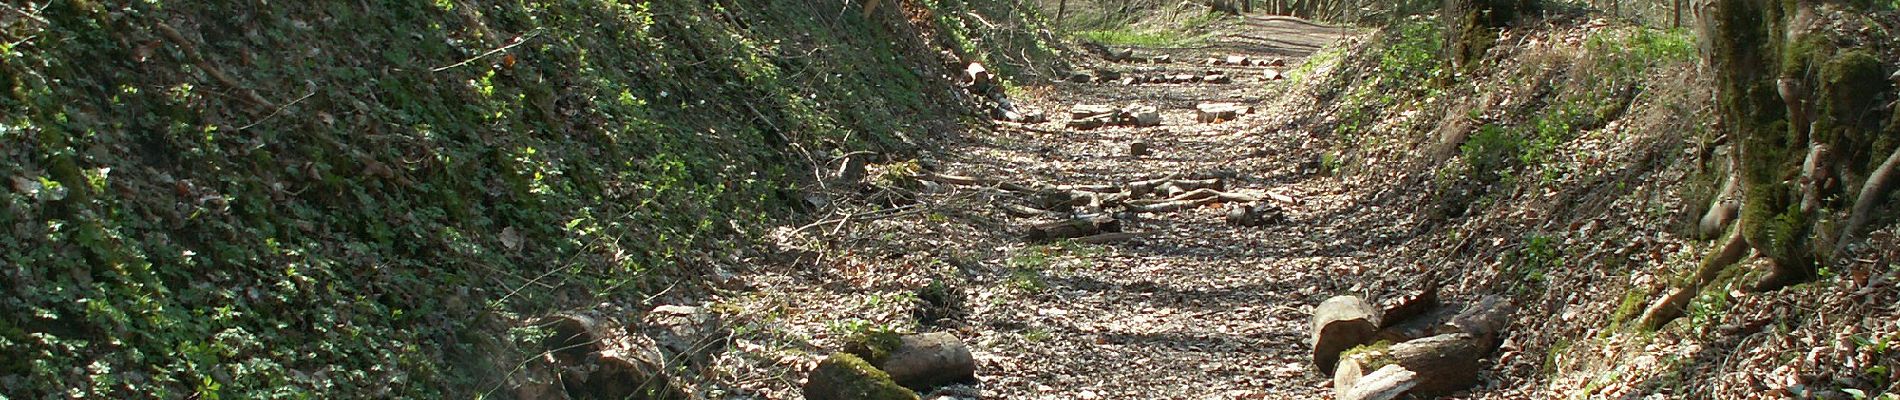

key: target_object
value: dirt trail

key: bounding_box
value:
[926,16,1401,399]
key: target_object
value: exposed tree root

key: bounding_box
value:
[1637,226,1750,331]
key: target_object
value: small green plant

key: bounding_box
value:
[1023,327,1052,342]
[1462,124,1525,184]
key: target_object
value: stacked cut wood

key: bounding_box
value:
[1068,104,1161,129]
[1195,102,1253,123]
[1206,55,1288,67]
[913,171,1303,242]
[1310,291,1517,400]
[1117,72,1234,85]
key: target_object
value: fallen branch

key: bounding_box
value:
[156,22,274,109]
[1074,231,1156,244]
[433,30,542,72]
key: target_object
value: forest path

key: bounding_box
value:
[931,16,1395,399]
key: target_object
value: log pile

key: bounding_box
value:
[1068,104,1162,129]
[1310,291,1518,399]
[1206,55,1288,67]
[912,171,1302,242]
[1117,72,1234,85]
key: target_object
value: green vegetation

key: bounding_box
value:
[803,352,920,400]
[1073,29,1204,46]
[0,0,1046,397]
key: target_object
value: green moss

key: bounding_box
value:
[803,353,919,400]
[1815,51,1891,167]
[843,330,905,366]
[1339,340,1397,370]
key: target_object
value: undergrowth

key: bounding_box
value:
[0,0,1048,397]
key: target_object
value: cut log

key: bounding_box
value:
[1336,364,1419,400]
[804,353,919,400]
[1334,334,1486,397]
[1204,74,1232,84]
[1068,115,1111,130]
[1172,74,1197,84]
[1024,215,1119,242]
[1268,58,1288,67]
[1310,295,1381,373]
[1071,104,1117,119]
[871,333,976,390]
[1130,141,1152,157]
[1066,72,1093,83]
[1224,202,1285,227]
[1120,76,1141,85]
[1263,69,1285,81]
[965,63,992,88]
[1206,57,1224,66]
[1125,105,1162,127]
[1377,280,1440,329]
[1152,54,1172,63]
[1440,295,1515,348]
[1225,55,1250,65]
[1196,103,1247,123]
[1125,196,1220,213]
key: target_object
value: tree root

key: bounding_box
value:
[1637,226,1750,331]
[1837,145,1900,255]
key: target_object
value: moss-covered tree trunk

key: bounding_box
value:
[1444,0,1533,70]
[1702,0,1895,291]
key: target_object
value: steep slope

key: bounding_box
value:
[0,0,1055,397]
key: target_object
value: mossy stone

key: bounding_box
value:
[803,352,919,400]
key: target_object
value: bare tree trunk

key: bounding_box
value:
[1056,0,1068,28]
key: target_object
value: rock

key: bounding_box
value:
[579,352,687,400]
[1336,364,1419,400]
[1204,74,1232,84]
[1172,74,1196,84]
[1067,72,1093,83]
[1095,70,1122,81]
[1334,334,1486,397]
[1120,76,1141,86]
[804,353,920,400]
[543,314,609,364]
[1195,102,1247,123]
[1225,55,1250,65]
[846,332,976,390]
[1263,69,1285,81]
[1109,48,1135,62]
[1206,57,1224,66]
[1130,141,1152,157]
[1268,58,1288,67]
[1310,295,1381,373]
[639,304,729,370]
[1152,54,1172,64]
